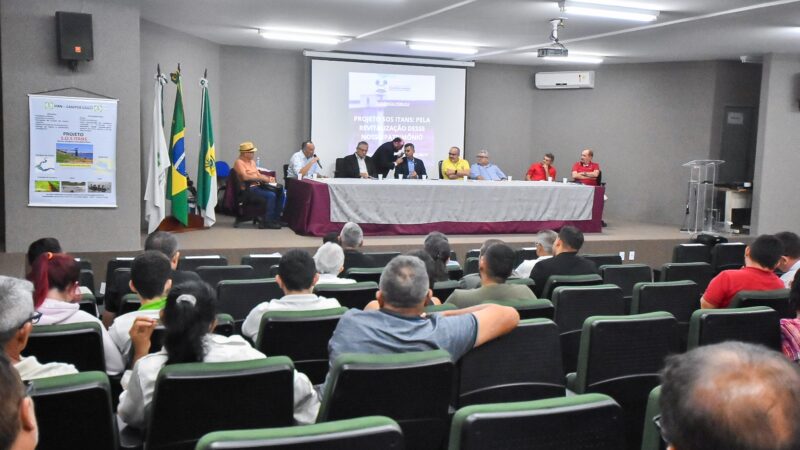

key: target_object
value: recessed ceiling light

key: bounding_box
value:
[559,1,659,22]
[258,28,349,45]
[406,41,479,55]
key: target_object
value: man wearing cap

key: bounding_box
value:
[287,140,321,179]
[233,141,282,229]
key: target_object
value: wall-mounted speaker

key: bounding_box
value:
[56,12,93,66]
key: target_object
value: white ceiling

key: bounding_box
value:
[141,0,800,65]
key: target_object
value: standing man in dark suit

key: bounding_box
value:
[372,137,404,178]
[340,141,377,179]
[530,226,597,297]
[394,143,427,179]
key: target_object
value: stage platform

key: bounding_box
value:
[0,215,754,285]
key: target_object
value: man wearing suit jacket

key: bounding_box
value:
[529,226,598,297]
[340,141,377,179]
[394,143,427,179]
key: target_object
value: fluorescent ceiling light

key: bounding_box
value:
[559,1,659,22]
[258,29,348,45]
[542,55,604,64]
[406,42,479,55]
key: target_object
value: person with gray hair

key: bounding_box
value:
[513,230,558,278]
[0,276,77,380]
[326,255,520,392]
[314,243,356,285]
[659,341,800,450]
[339,222,376,271]
[469,149,507,181]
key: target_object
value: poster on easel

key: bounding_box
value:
[28,94,118,207]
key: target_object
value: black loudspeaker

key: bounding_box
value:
[56,12,93,63]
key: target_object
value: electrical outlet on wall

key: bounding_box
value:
[628,251,635,261]
[618,251,625,261]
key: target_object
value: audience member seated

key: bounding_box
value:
[446,243,537,308]
[526,153,557,182]
[701,234,785,309]
[469,150,507,181]
[108,251,172,361]
[0,276,77,381]
[659,341,800,450]
[339,222,375,271]
[441,146,470,180]
[25,237,61,277]
[424,231,452,283]
[460,239,505,290]
[394,143,427,179]
[326,255,520,390]
[340,141,377,179]
[322,232,339,244]
[118,280,319,429]
[571,148,600,186]
[313,243,356,285]
[776,231,800,288]
[512,230,556,278]
[145,231,203,288]
[780,270,800,363]
[233,141,282,229]
[29,253,124,376]
[364,250,442,309]
[530,226,598,297]
[0,354,38,450]
[242,250,340,343]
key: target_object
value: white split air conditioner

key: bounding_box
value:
[534,71,595,90]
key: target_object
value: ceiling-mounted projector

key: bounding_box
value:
[539,18,568,58]
[538,47,568,57]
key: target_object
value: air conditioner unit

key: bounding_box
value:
[534,71,595,90]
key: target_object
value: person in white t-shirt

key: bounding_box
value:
[242,249,341,343]
[512,230,557,279]
[776,231,800,288]
[313,242,356,286]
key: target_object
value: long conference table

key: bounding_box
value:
[284,178,604,236]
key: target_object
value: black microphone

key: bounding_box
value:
[313,154,322,169]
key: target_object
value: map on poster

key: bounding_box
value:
[28,94,118,207]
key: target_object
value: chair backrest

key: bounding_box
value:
[449,250,458,262]
[433,280,460,300]
[711,242,746,272]
[314,282,379,310]
[730,289,793,318]
[631,281,700,351]
[78,295,98,317]
[74,257,92,271]
[463,257,479,275]
[319,350,454,450]
[25,322,106,372]
[196,265,255,289]
[659,262,714,291]
[458,319,564,407]
[178,255,228,272]
[105,266,133,312]
[672,243,711,264]
[104,257,134,295]
[600,264,653,304]
[424,303,458,313]
[31,371,118,450]
[79,269,95,294]
[448,393,625,450]
[438,160,443,178]
[216,278,283,328]
[196,416,404,449]
[574,312,678,450]
[465,249,481,259]
[552,284,626,374]
[447,263,464,281]
[119,293,141,315]
[146,358,295,450]
[542,274,603,299]
[506,277,536,295]
[687,306,781,350]
[256,307,347,385]
[241,255,282,278]
[583,254,623,268]
[364,251,401,267]
[514,248,537,267]
[640,386,666,450]
[482,299,554,320]
[344,267,384,283]
[334,158,346,178]
[283,164,289,180]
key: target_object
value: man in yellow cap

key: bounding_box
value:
[232,141,282,229]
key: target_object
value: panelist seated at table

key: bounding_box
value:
[287,140,321,178]
[571,148,600,186]
[441,146,470,180]
[469,150,507,181]
[340,141,377,179]
[233,141,282,229]
[526,153,557,181]
[394,143,427,179]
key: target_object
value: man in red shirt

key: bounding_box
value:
[701,234,786,309]
[571,148,600,185]
[526,153,557,181]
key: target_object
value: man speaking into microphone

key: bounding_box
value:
[371,137,404,178]
[287,140,322,178]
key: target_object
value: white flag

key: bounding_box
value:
[144,72,170,233]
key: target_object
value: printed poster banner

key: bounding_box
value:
[28,94,118,207]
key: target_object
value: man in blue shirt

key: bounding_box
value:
[394,143,427,179]
[287,140,321,178]
[470,150,507,180]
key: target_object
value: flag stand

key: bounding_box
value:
[156,214,205,233]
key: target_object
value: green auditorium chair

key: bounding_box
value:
[541,273,603,300]
[344,267,384,283]
[177,255,228,272]
[364,251,401,266]
[631,280,700,350]
[481,298,554,320]
[658,262,714,291]
[729,288,793,318]
[241,255,282,279]
[583,253,623,268]
[433,279,460,300]
[217,278,283,332]
[671,243,711,264]
[710,242,746,273]
[195,265,255,289]
[599,264,653,310]
[506,276,536,294]
[687,306,781,351]
[25,322,106,372]
[640,386,666,450]
[314,282,378,310]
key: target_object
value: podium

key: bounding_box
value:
[681,160,724,233]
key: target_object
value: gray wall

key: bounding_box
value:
[1,0,141,252]
[752,54,800,234]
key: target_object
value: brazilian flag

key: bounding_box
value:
[167,70,189,226]
[196,78,217,227]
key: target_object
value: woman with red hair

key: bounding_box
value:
[29,252,124,375]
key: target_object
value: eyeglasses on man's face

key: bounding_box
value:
[19,311,42,329]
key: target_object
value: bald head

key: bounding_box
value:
[660,342,800,450]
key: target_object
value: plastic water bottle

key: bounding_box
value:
[256,156,261,168]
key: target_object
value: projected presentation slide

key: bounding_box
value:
[312,59,466,178]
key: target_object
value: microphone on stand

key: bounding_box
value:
[313,154,322,169]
